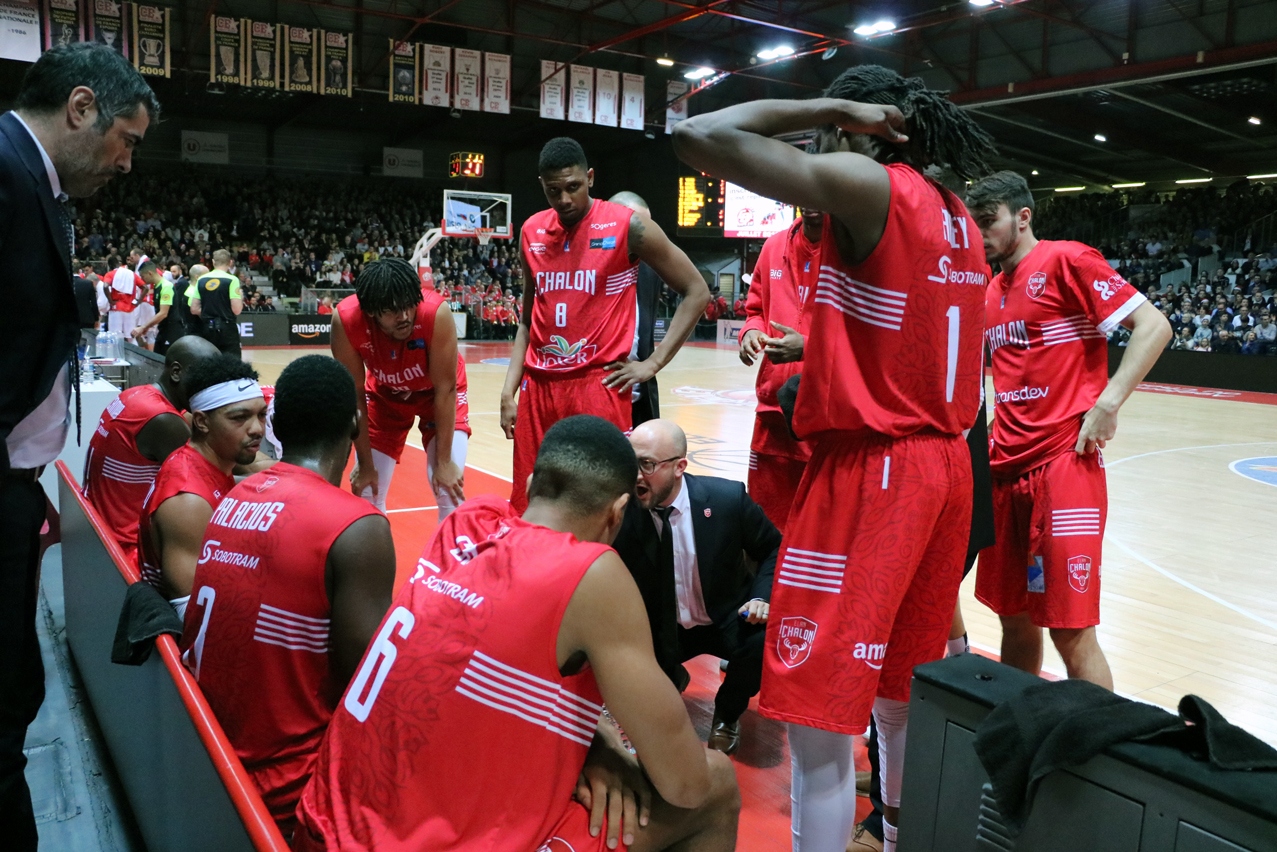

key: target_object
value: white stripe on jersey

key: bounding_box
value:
[1040,315,1106,346]
[101,457,161,484]
[1051,508,1101,537]
[253,603,330,653]
[778,547,847,594]
[455,649,602,747]
[814,267,907,331]
[748,451,759,471]
[604,267,638,296]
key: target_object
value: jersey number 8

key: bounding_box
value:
[555,302,568,328]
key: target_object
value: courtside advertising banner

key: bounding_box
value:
[42,0,83,51]
[483,51,510,114]
[88,0,127,58]
[422,43,450,107]
[621,72,645,131]
[539,59,564,120]
[0,0,40,62]
[247,20,281,88]
[289,315,332,346]
[569,64,594,123]
[180,130,229,164]
[284,26,316,93]
[321,30,353,97]
[666,80,689,134]
[210,15,243,84]
[453,47,481,111]
[130,4,169,78]
[383,147,423,179]
[388,39,418,103]
[594,68,618,127]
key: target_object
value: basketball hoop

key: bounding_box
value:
[475,227,495,246]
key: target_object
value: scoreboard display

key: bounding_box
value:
[449,151,485,178]
[677,173,724,235]
[677,166,794,239]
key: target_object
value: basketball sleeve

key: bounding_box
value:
[1063,245,1147,334]
[159,282,174,307]
[230,279,243,300]
[740,252,770,338]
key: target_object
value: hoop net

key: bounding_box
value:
[475,227,495,246]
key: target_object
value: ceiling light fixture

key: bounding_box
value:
[1093,134,1107,142]
[969,0,996,6]
[1031,169,1039,175]
[683,67,715,80]
[1111,182,1145,188]
[1175,177,1212,184]
[756,45,795,60]
[822,46,839,60]
[656,56,674,67]
[853,20,895,36]
[1246,172,1277,179]
[1248,116,1262,125]
[1054,186,1086,192]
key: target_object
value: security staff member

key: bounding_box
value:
[191,250,243,358]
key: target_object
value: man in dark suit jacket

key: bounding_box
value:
[0,43,157,849]
[611,419,781,755]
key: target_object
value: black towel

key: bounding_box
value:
[1164,694,1277,771]
[111,581,185,666]
[777,374,800,440]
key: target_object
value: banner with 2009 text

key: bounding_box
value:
[131,5,168,78]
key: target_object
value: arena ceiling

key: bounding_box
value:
[3,0,1276,189]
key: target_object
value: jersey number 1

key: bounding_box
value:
[344,606,415,722]
[945,306,959,403]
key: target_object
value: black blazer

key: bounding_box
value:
[0,111,79,472]
[612,473,781,669]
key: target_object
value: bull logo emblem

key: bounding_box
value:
[1027,271,1047,299]
[777,617,818,669]
[1067,555,1093,593]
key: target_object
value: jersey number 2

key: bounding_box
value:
[344,606,415,722]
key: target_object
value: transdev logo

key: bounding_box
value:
[995,385,1049,404]
[1229,457,1277,488]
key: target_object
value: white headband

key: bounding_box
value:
[189,379,264,413]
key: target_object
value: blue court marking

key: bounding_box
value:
[1228,456,1277,488]
[480,357,511,366]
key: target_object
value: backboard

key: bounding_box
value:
[442,189,514,239]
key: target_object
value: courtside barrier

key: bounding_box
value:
[57,462,288,852]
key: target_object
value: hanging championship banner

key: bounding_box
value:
[453,47,480,111]
[539,59,564,120]
[483,51,509,114]
[621,72,645,131]
[388,39,418,103]
[568,65,593,124]
[130,5,168,77]
[0,0,40,62]
[43,0,83,51]
[665,80,689,134]
[320,30,352,97]
[247,20,280,88]
[210,16,243,85]
[88,0,127,58]
[284,27,315,93]
[594,68,618,127]
[421,43,449,107]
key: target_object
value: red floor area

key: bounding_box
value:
[368,446,872,851]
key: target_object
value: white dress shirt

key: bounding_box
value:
[651,480,713,630]
[5,113,71,469]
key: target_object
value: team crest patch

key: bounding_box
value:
[537,839,577,852]
[254,476,278,493]
[777,617,818,668]
[1067,555,1093,593]
[1027,555,1045,593]
[1026,271,1047,299]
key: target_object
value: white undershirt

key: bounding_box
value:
[650,479,712,629]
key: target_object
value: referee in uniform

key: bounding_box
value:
[191,249,244,358]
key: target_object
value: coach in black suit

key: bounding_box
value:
[0,44,157,848]
[611,419,781,755]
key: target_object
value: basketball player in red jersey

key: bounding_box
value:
[331,257,469,516]
[295,416,738,852]
[739,207,822,533]
[180,356,394,838]
[104,254,144,338]
[137,355,266,617]
[501,137,710,512]
[674,65,997,852]
[83,336,220,564]
[965,171,1171,690]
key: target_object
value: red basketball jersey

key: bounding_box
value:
[137,445,234,594]
[180,463,380,833]
[410,493,518,581]
[296,510,610,851]
[105,267,141,312]
[520,199,639,376]
[82,384,179,564]
[793,165,989,440]
[984,239,1145,476]
[336,290,468,403]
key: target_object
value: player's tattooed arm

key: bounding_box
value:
[628,209,646,259]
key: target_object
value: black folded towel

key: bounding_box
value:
[1164,694,1277,771]
[778,374,800,440]
[111,581,184,666]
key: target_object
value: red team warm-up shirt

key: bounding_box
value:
[520,199,640,377]
[295,505,610,851]
[984,240,1146,476]
[136,445,234,592]
[82,385,179,564]
[793,165,989,440]
[179,463,380,834]
[105,267,143,313]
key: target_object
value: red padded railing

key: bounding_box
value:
[57,462,289,852]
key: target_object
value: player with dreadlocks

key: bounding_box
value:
[331,257,470,517]
[674,65,997,852]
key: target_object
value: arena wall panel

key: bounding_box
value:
[1108,345,1277,394]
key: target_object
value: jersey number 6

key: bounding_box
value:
[344,606,416,722]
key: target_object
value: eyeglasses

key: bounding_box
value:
[637,456,683,475]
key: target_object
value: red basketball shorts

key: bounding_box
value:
[511,370,631,512]
[759,431,972,735]
[747,412,809,535]
[975,449,1107,629]
[536,802,625,852]
[366,384,472,462]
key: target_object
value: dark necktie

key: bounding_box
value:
[57,196,81,444]
[653,505,679,666]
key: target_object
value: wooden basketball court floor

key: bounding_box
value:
[246,339,1277,848]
